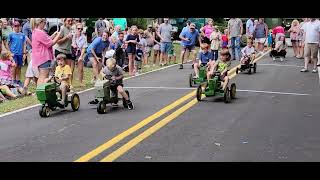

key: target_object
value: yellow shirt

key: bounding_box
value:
[55,65,72,85]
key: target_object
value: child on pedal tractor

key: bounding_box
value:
[270,34,287,61]
[46,53,72,108]
[207,49,231,91]
[193,43,215,78]
[240,39,256,65]
[89,58,133,109]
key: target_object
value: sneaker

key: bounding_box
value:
[58,101,65,109]
[91,78,96,84]
[280,57,284,62]
[191,64,194,69]
[300,68,308,72]
[89,99,99,105]
[312,69,318,73]
[135,72,139,76]
[179,64,183,69]
[273,57,276,61]
[127,100,134,110]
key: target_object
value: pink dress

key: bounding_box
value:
[31,29,54,69]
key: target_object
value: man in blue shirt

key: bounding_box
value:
[194,43,214,78]
[8,21,26,86]
[179,23,201,69]
[87,31,110,83]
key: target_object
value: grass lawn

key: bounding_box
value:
[0,43,199,114]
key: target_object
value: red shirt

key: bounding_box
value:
[272,26,285,35]
[222,34,228,42]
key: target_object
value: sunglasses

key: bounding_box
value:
[77,28,83,30]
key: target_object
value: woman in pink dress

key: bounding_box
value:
[30,18,61,85]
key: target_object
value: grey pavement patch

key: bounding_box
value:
[126,86,311,96]
[258,64,304,68]
[237,89,311,96]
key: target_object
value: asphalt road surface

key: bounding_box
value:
[0,48,319,162]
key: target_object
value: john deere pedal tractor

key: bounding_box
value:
[36,76,80,117]
[189,65,207,87]
[236,55,257,75]
[92,79,130,114]
[196,72,236,103]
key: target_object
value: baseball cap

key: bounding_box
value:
[164,18,169,21]
[13,21,20,27]
[147,24,152,28]
[190,23,196,29]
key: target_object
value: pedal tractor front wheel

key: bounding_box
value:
[224,87,231,103]
[230,83,236,99]
[123,90,130,108]
[97,101,107,114]
[196,85,203,101]
[39,105,51,117]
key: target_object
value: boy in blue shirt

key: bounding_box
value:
[194,43,214,78]
[7,21,26,87]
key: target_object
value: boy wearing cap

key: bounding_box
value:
[179,23,201,69]
[7,21,27,87]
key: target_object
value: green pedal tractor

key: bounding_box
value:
[36,76,80,117]
[189,65,207,87]
[196,72,236,103]
[92,79,130,114]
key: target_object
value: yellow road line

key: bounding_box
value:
[74,90,196,162]
[100,98,198,162]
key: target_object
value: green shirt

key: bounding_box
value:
[2,26,13,41]
[216,59,231,72]
[54,25,72,54]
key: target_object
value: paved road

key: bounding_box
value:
[0,48,319,161]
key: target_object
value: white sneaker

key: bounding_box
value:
[280,57,284,62]
[91,79,96,84]
[273,57,276,61]
[312,69,318,73]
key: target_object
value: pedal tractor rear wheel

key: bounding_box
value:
[71,93,80,111]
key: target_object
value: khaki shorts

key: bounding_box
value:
[304,43,319,59]
[255,38,266,44]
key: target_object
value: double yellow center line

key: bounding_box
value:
[75,51,269,162]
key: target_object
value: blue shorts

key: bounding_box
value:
[13,55,23,67]
[160,42,172,54]
[38,60,52,69]
[126,45,136,54]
